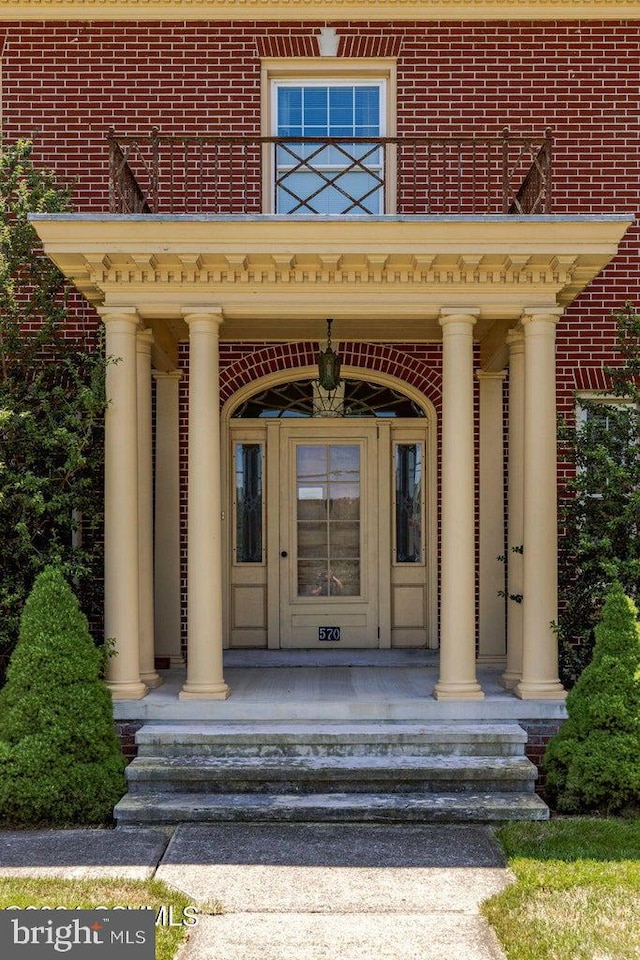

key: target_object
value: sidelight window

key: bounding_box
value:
[234,443,264,563]
[394,442,423,563]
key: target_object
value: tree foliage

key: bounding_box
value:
[558,303,640,685]
[543,581,640,814]
[0,141,106,676]
[0,566,126,826]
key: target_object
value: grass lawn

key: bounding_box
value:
[0,877,220,960]
[483,818,640,960]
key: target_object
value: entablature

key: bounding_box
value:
[2,0,638,20]
[31,213,633,341]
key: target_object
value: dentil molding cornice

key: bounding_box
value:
[30,214,633,325]
[0,0,638,21]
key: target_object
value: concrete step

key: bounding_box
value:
[114,790,549,826]
[125,754,537,795]
[135,722,528,758]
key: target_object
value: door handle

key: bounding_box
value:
[280,550,288,558]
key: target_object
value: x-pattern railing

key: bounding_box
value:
[108,128,553,216]
[274,139,384,215]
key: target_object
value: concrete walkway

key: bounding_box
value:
[0,823,510,959]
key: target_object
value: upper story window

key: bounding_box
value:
[262,59,396,216]
[273,81,385,215]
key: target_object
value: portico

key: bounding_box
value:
[32,212,632,705]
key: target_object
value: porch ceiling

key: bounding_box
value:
[32,213,632,347]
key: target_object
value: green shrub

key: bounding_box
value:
[0,566,126,826]
[0,140,106,681]
[543,581,640,814]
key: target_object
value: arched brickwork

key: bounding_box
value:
[220,341,443,410]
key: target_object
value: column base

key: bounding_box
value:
[433,681,485,701]
[180,680,231,700]
[169,654,186,668]
[140,671,164,689]
[514,679,567,700]
[106,680,149,701]
[499,671,521,690]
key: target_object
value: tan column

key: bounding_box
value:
[137,330,162,689]
[501,330,525,688]
[101,308,147,700]
[515,309,567,700]
[435,310,484,700]
[153,370,185,667]
[477,370,507,663]
[180,310,230,700]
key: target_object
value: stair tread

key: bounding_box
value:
[136,721,528,743]
[128,754,536,775]
[115,790,549,822]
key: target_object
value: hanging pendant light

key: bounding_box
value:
[317,318,342,392]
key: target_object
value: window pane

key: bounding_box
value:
[298,522,328,558]
[277,87,302,135]
[396,444,422,563]
[355,86,380,131]
[297,444,361,597]
[303,87,328,130]
[330,522,360,558]
[235,444,263,563]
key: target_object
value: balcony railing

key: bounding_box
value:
[108,128,552,217]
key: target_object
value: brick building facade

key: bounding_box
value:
[4,2,637,724]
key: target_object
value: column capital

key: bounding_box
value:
[98,306,141,327]
[506,326,524,348]
[476,370,507,382]
[152,369,183,382]
[136,328,154,354]
[182,307,224,329]
[521,307,564,328]
[439,308,480,328]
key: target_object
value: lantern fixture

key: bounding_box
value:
[317,318,342,392]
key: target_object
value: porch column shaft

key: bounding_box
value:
[180,310,230,700]
[501,330,525,687]
[435,310,484,700]
[515,310,567,700]
[137,330,162,689]
[477,370,507,662]
[101,308,147,700]
[153,370,185,667]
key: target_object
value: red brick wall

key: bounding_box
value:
[520,719,565,797]
[3,18,636,393]
[3,18,637,652]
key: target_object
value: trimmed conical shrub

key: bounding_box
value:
[543,581,640,814]
[0,566,126,825]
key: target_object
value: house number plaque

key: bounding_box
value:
[318,627,341,642]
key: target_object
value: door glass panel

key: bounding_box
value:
[234,443,263,563]
[296,444,361,597]
[395,443,422,563]
[330,522,360,558]
[297,522,328,558]
[329,484,360,520]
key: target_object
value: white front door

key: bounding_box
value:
[278,422,380,648]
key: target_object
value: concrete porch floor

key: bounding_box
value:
[113,651,568,724]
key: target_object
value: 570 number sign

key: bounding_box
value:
[318,627,341,642]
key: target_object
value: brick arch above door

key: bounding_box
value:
[219,341,443,409]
